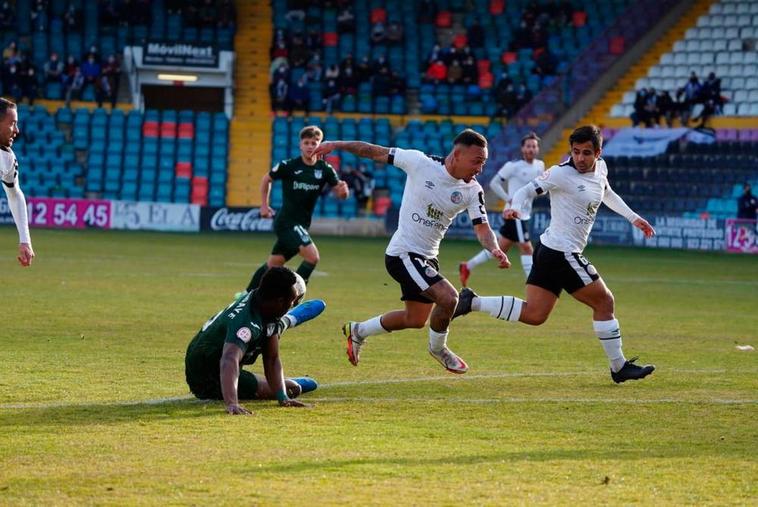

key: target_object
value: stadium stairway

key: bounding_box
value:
[543,0,717,165]
[226,0,273,206]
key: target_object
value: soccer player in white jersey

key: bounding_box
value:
[459,132,545,285]
[313,130,510,373]
[454,126,657,383]
[0,98,34,267]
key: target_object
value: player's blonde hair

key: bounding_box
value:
[299,125,324,141]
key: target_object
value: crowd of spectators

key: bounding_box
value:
[163,0,236,29]
[631,72,725,128]
[270,14,406,114]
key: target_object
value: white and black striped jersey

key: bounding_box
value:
[512,157,637,253]
[492,158,545,219]
[386,148,488,258]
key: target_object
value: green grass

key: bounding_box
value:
[0,228,756,505]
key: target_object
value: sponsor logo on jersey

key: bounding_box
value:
[294,170,303,175]
[426,204,443,220]
[314,169,322,179]
[236,327,252,343]
[577,185,586,192]
[574,201,600,225]
[425,266,438,278]
[450,191,463,204]
[425,180,435,189]
[293,181,321,191]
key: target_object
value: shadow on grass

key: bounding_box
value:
[0,397,227,427]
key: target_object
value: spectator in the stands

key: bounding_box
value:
[372,66,392,97]
[17,57,38,105]
[467,19,484,49]
[43,52,64,84]
[285,0,306,22]
[340,54,355,76]
[305,29,321,52]
[337,6,355,33]
[288,76,309,115]
[288,32,309,68]
[0,1,14,29]
[427,44,441,66]
[322,78,340,113]
[64,66,84,107]
[737,183,758,220]
[656,89,675,127]
[493,81,517,119]
[461,56,478,85]
[101,54,120,108]
[343,163,374,216]
[80,53,102,98]
[271,40,288,60]
[386,21,403,44]
[271,76,288,111]
[532,48,556,77]
[701,72,723,113]
[306,52,322,81]
[340,66,358,96]
[446,59,463,84]
[324,63,340,81]
[371,21,386,44]
[678,72,701,125]
[425,60,447,84]
[388,70,406,98]
[356,55,372,83]
[515,83,533,110]
[631,88,651,127]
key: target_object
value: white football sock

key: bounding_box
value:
[520,254,533,278]
[355,316,389,340]
[428,328,449,352]
[466,249,492,269]
[472,296,523,322]
[593,319,626,372]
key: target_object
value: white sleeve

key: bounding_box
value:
[489,172,510,203]
[602,184,640,223]
[466,184,488,225]
[3,176,31,244]
[512,169,560,214]
[388,148,423,174]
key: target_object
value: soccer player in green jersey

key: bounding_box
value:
[185,267,321,415]
[246,126,350,291]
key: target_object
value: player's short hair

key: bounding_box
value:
[258,266,297,301]
[521,131,540,146]
[0,98,17,119]
[453,129,487,148]
[299,125,324,141]
[569,125,603,151]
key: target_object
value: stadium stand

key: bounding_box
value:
[17,105,229,206]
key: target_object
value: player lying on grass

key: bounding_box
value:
[185,267,324,414]
[454,125,657,384]
[313,129,510,374]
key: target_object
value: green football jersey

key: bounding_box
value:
[186,291,276,368]
[270,157,339,229]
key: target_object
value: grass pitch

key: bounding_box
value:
[0,228,756,505]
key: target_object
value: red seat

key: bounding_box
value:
[477,59,491,74]
[323,32,338,47]
[175,161,192,178]
[452,33,468,49]
[435,11,452,28]
[191,195,208,205]
[572,11,587,27]
[489,0,504,15]
[609,36,625,55]
[372,196,392,216]
[160,121,177,138]
[142,121,159,137]
[370,8,386,24]
[501,51,517,65]
[177,122,194,139]
[478,72,494,89]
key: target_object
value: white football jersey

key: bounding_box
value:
[0,147,18,185]
[386,148,488,258]
[494,158,544,219]
[531,158,610,253]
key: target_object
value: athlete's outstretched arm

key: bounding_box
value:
[489,176,510,204]
[219,343,251,415]
[3,181,33,266]
[262,333,308,408]
[473,222,510,269]
[313,140,391,163]
[505,183,540,219]
[603,185,656,237]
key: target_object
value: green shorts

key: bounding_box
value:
[185,347,260,400]
[271,223,313,260]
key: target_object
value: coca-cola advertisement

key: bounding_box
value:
[201,206,274,232]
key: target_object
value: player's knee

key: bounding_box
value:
[436,292,458,316]
[521,307,548,325]
[601,290,615,314]
[404,313,428,328]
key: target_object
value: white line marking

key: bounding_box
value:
[306,397,758,405]
[1,368,749,410]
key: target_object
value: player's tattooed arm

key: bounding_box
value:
[313,141,390,163]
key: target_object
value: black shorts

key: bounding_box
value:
[271,223,313,260]
[499,218,530,243]
[526,242,600,297]
[385,253,444,303]
[185,341,260,400]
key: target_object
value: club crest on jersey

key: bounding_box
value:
[425,266,438,278]
[314,169,322,179]
[426,204,443,220]
[450,191,463,204]
[425,180,435,189]
[236,327,252,343]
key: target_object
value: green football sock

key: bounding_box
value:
[295,261,316,284]
[246,263,268,292]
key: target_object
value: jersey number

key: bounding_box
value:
[477,191,486,215]
[293,225,311,242]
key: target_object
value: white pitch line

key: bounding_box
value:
[0,368,749,410]
[306,397,758,405]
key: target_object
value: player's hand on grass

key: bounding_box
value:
[633,217,655,238]
[226,403,252,415]
[491,248,511,269]
[260,204,275,218]
[312,141,336,158]
[334,180,350,199]
[17,243,34,267]
[279,398,309,408]
[502,209,520,220]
